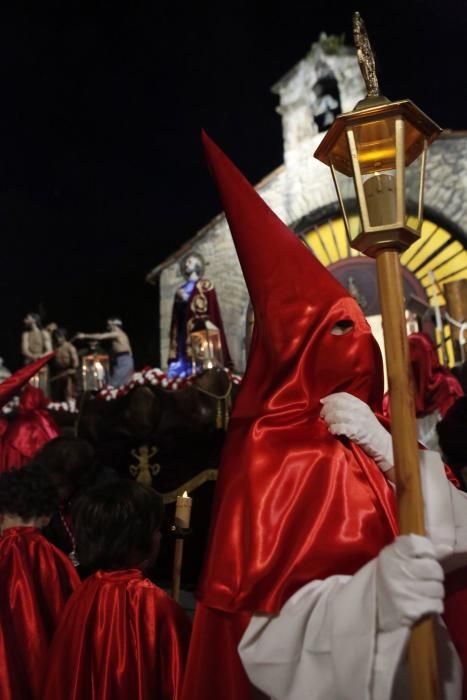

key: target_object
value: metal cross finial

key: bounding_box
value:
[353,12,380,97]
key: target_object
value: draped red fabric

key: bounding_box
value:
[1,386,59,472]
[197,133,397,617]
[0,527,79,700]
[182,604,267,700]
[0,354,55,410]
[383,333,464,419]
[180,134,467,700]
[409,332,463,417]
[42,570,191,700]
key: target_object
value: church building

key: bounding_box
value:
[146,33,467,374]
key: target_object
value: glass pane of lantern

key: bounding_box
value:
[206,327,224,368]
[353,117,397,174]
[327,128,353,177]
[81,354,109,391]
[332,165,361,242]
[361,168,398,227]
[190,319,223,372]
[405,140,427,233]
[352,117,402,229]
[191,331,207,363]
[404,122,427,167]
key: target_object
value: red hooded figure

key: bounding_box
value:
[408,332,463,418]
[383,332,464,451]
[0,465,80,700]
[0,355,58,472]
[181,134,467,700]
[42,480,191,700]
[181,134,401,700]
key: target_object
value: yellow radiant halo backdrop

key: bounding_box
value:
[303,216,467,368]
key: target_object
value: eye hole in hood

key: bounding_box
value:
[331,319,354,335]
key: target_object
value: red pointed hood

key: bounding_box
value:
[197,135,396,615]
[0,354,55,410]
[202,131,383,414]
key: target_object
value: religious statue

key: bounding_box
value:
[77,318,134,388]
[167,252,233,378]
[21,313,52,364]
[50,328,79,401]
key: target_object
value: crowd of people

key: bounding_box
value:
[0,438,191,700]
[1,134,467,700]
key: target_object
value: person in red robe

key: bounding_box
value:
[0,463,80,700]
[42,479,191,700]
[383,332,464,451]
[180,133,467,700]
[408,332,464,417]
[0,353,58,472]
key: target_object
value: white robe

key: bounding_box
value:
[417,409,443,453]
[238,451,467,700]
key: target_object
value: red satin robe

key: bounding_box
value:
[0,527,80,700]
[383,332,464,420]
[42,569,191,700]
[0,385,58,472]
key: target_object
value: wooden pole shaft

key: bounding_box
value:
[171,538,184,603]
[376,250,439,700]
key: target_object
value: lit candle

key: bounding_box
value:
[175,490,192,529]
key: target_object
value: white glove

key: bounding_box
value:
[320,392,394,472]
[376,534,444,632]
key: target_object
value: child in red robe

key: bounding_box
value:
[42,480,191,700]
[0,464,80,700]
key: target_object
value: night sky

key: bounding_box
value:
[2,1,466,370]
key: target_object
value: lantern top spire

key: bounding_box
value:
[353,12,380,97]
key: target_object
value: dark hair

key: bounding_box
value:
[26,312,42,327]
[0,464,58,519]
[437,397,467,468]
[72,480,163,571]
[52,328,67,343]
[34,437,97,499]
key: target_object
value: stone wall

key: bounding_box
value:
[422,134,467,232]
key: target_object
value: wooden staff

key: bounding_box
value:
[377,251,439,699]
[172,539,184,603]
[171,491,192,602]
[313,12,443,696]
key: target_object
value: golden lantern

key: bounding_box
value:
[81,345,110,391]
[314,14,442,700]
[189,318,224,373]
[314,24,441,258]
